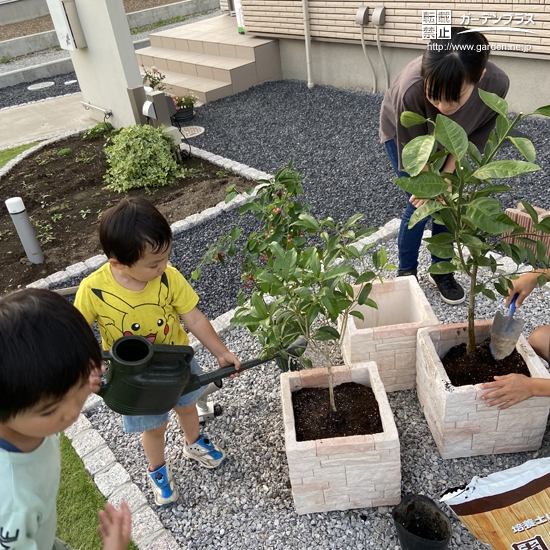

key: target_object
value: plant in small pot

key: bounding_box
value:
[171,93,197,123]
[141,65,166,92]
[193,163,401,513]
[396,91,550,458]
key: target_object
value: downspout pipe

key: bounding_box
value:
[301,0,314,88]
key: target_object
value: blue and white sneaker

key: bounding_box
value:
[148,463,178,506]
[183,434,226,469]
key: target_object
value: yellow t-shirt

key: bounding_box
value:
[74,263,199,350]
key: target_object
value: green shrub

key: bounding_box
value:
[82,122,114,141]
[57,148,72,157]
[104,125,183,193]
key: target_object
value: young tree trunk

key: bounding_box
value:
[327,365,336,412]
[466,265,478,354]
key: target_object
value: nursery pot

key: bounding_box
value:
[173,106,194,122]
[392,494,451,550]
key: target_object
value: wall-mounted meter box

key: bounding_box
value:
[46,0,87,50]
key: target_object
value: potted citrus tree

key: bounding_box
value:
[193,163,402,513]
[396,91,550,458]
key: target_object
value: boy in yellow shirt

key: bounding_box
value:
[75,198,241,506]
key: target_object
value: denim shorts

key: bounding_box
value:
[122,356,205,433]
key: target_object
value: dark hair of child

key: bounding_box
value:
[0,289,102,422]
[422,26,490,104]
[99,197,172,267]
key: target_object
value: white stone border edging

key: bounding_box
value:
[61,217,400,550]
[4,137,400,548]
[23,144,272,291]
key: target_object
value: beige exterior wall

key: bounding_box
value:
[242,1,550,112]
[242,1,550,56]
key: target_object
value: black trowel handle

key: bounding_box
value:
[196,337,307,386]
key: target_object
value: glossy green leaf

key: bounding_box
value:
[428,261,455,274]
[349,310,365,321]
[479,89,509,117]
[471,184,513,199]
[296,213,319,232]
[426,242,455,259]
[356,283,372,305]
[508,137,536,163]
[467,141,482,166]
[312,326,340,341]
[472,160,540,180]
[460,234,484,249]
[434,115,468,160]
[402,135,435,176]
[395,171,449,198]
[409,201,446,229]
[281,248,297,277]
[467,198,516,234]
[323,265,357,281]
[225,191,238,203]
[400,111,428,128]
[496,114,510,142]
[355,271,375,285]
[533,105,550,117]
[481,287,497,301]
[519,201,539,224]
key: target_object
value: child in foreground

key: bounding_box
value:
[482,269,550,409]
[0,288,131,550]
[75,197,241,506]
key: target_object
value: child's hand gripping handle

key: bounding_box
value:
[196,337,307,386]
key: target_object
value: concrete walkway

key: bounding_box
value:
[0,93,94,149]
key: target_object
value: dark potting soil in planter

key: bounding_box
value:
[292,382,382,441]
[442,338,530,387]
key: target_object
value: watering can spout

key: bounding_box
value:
[189,337,308,391]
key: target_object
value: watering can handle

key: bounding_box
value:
[509,293,519,316]
[196,337,307,386]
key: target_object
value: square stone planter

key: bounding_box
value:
[417,320,550,459]
[281,362,401,515]
[340,276,439,391]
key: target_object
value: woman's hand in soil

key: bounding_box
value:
[481,374,534,409]
[98,501,131,550]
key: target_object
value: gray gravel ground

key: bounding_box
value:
[8,33,550,548]
[84,235,550,550]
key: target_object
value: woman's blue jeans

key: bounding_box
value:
[384,139,451,272]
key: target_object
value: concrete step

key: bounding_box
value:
[146,69,233,103]
[136,46,257,90]
[136,14,282,103]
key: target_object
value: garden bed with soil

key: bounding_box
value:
[442,338,531,387]
[0,132,249,294]
[292,382,383,441]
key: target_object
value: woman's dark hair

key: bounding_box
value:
[0,289,101,422]
[99,197,172,266]
[422,27,490,103]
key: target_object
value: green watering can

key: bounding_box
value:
[98,335,306,416]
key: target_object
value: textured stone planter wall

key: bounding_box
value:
[417,320,550,459]
[281,362,401,515]
[340,276,439,391]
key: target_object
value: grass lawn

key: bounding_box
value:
[2,142,137,550]
[58,434,138,550]
[0,141,39,166]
